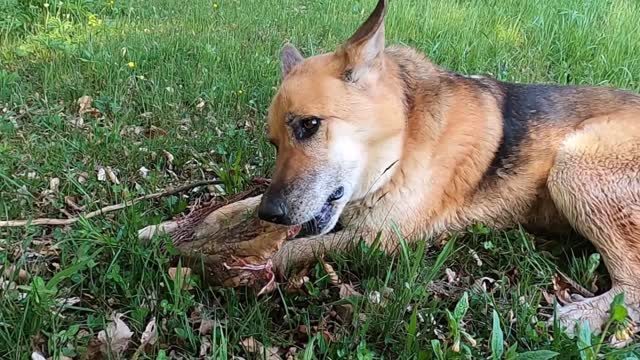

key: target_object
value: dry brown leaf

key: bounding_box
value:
[244,119,255,132]
[284,347,298,360]
[131,317,157,359]
[551,271,594,306]
[140,317,157,347]
[168,267,193,290]
[105,167,120,185]
[541,289,555,306]
[98,313,133,356]
[322,262,340,286]
[552,271,594,300]
[239,338,281,360]
[3,265,30,284]
[551,285,572,305]
[85,338,104,360]
[198,319,214,336]
[339,283,362,299]
[77,95,93,115]
[146,125,168,138]
[163,150,174,170]
[334,304,354,323]
[240,337,261,352]
[78,172,89,184]
[471,277,496,294]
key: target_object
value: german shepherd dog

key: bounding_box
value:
[254,0,640,334]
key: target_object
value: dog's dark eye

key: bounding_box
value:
[295,117,321,140]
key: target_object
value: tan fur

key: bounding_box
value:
[261,0,640,334]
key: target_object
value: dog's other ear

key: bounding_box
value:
[281,43,304,78]
[338,0,387,82]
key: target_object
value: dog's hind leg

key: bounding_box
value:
[547,114,640,336]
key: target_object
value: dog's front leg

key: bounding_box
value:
[270,229,363,279]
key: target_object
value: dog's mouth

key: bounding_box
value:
[292,186,345,238]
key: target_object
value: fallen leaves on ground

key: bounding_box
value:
[445,268,458,284]
[322,261,363,299]
[471,276,496,294]
[322,262,340,286]
[163,150,175,170]
[105,167,120,185]
[78,172,89,184]
[198,319,215,336]
[145,125,168,138]
[131,317,157,359]
[2,265,30,284]
[196,99,206,111]
[97,313,133,356]
[339,283,362,299]
[240,337,282,360]
[49,178,60,193]
[551,271,593,305]
[77,96,94,115]
[168,267,193,290]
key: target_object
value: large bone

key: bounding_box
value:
[138,190,294,291]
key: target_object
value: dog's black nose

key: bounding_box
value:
[258,195,290,225]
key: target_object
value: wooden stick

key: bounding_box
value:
[0,179,223,228]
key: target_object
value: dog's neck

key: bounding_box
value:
[350,46,502,234]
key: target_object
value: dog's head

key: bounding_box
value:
[258,0,406,235]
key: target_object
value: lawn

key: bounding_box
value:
[1,0,640,358]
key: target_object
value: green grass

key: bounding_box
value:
[1,0,640,358]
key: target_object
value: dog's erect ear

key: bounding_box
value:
[281,43,304,78]
[338,0,387,82]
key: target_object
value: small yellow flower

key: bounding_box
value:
[237,90,243,95]
[108,0,115,6]
[127,62,136,69]
[43,3,50,8]
[88,14,103,27]
[213,3,218,9]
